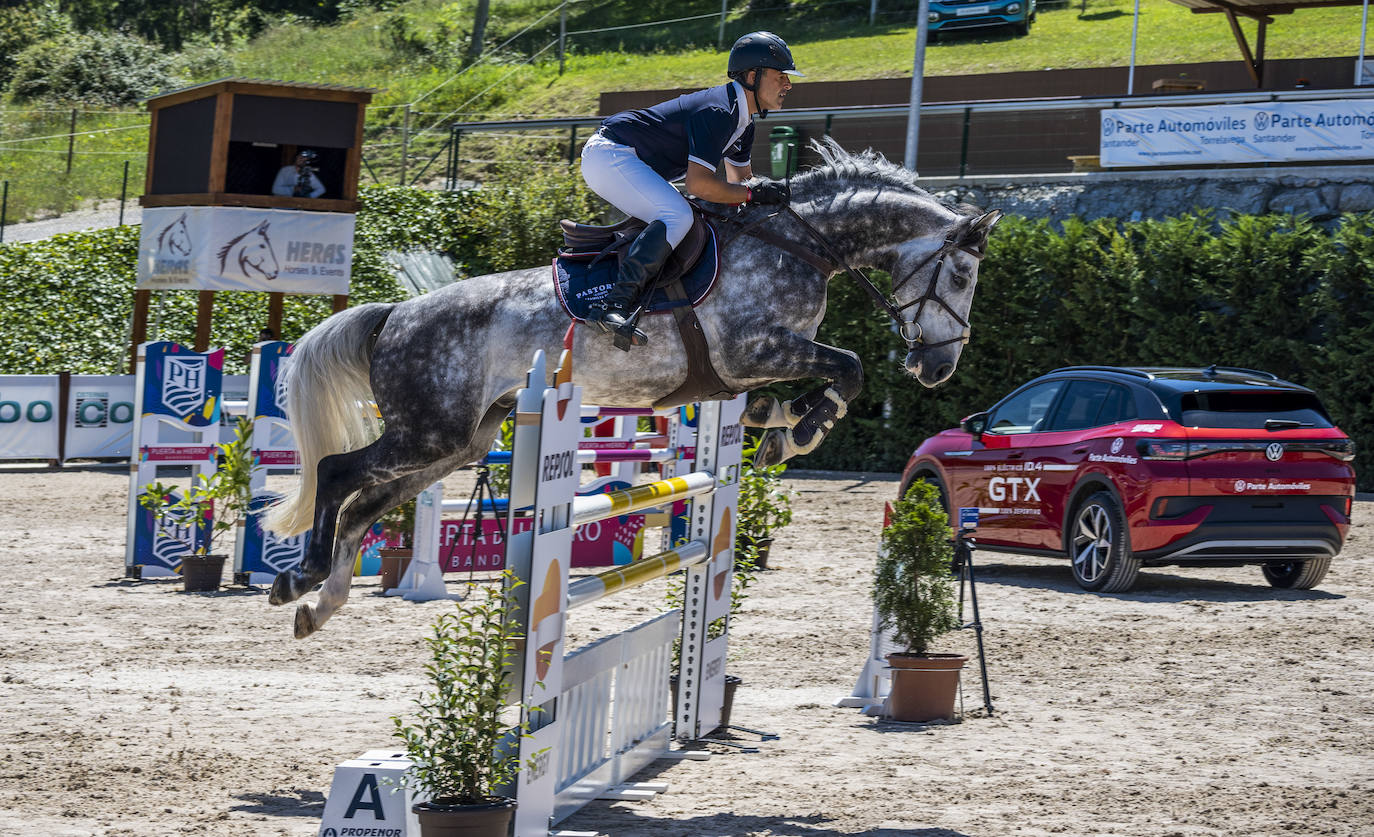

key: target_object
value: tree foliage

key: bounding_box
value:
[9,30,179,105]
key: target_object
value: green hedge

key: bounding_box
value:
[798,212,1374,492]
[0,164,594,376]
[0,179,1367,489]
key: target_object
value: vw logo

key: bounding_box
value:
[1110,437,1124,454]
[1102,117,1117,138]
[1234,479,1247,492]
[1265,442,1284,461]
[1255,110,1271,131]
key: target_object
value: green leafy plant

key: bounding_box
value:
[874,481,959,656]
[138,417,255,556]
[392,573,537,805]
[736,437,794,549]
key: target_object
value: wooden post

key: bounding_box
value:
[332,295,349,313]
[267,292,285,339]
[194,291,215,352]
[129,289,152,373]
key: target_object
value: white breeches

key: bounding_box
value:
[580,131,694,248]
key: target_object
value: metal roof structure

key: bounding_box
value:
[1165,0,1370,86]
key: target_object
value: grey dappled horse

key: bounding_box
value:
[265,142,1000,637]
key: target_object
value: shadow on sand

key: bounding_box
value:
[972,560,1343,602]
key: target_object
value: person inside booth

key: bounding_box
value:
[272,149,325,198]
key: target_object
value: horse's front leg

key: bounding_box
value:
[744,340,864,467]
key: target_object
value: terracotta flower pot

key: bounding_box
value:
[181,554,226,593]
[379,548,413,591]
[412,796,516,837]
[741,536,774,568]
[886,653,967,722]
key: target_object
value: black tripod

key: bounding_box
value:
[953,526,994,715]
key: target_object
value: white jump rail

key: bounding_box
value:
[503,350,743,837]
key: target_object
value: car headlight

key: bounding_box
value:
[928,12,940,21]
[1007,2,1022,11]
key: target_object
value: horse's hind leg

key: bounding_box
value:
[284,399,515,637]
[291,457,461,638]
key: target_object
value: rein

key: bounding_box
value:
[709,202,986,351]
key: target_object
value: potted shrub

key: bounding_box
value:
[873,480,966,722]
[139,418,253,592]
[736,438,794,569]
[392,573,534,836]
[377,497,417,591]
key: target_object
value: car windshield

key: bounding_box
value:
[987,381,1064,434]
[1178,390,1333,429]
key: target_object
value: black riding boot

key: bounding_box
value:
[586,220,673,350]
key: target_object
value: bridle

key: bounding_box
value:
[715,203,988,352]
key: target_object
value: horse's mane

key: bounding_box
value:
[792,137,980,216]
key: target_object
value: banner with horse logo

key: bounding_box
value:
[136,206,355,293]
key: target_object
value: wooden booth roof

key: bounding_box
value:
[144,77,380,109]
[1166,0,1366,16]
[1165,0,1369,86]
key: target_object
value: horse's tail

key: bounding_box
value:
[265,303,393,537]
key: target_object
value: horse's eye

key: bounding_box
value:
[951,273,970,290]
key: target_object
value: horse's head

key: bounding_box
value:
[794,139,1002,389]
[890,208,1001,387]
[238,221,280,281]
[158,213,192,257]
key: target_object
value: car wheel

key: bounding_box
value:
[1014,19,1030,36]
[902,473,950,521]
[1261,556,1331,590]
[1068,491,1140,593]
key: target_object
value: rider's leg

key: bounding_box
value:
[580,133,692,345]
[592,220,672,343]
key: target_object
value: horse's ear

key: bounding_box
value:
[963,210,1002,251]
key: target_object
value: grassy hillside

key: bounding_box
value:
[0,0,1365,222]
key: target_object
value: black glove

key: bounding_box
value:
[748,181,790,206]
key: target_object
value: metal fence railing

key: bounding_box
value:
[446,86,1374,186]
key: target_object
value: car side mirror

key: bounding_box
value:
[960,411,988,436]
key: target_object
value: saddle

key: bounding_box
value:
[555,207,733,408]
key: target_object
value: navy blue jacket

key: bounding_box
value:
[600,82,754,182]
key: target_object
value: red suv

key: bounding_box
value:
[901,366,1357,592]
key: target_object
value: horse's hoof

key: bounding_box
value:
[294,604,317,639]
[742,395,778,427]
[753,429,788,467]
[269,573,296,606]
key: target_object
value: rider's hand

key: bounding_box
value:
[747,181,790,206]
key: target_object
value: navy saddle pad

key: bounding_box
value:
[554,228,720,322]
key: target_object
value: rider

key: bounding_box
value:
[580,31,802,348]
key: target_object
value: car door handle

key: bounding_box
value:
[1073,446,1088,454]
[1006,451,1023,459]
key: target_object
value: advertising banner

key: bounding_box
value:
[1100,99,1374,167]
[0,375,60,459]
[136,206,354,293]
[67,375,136,459]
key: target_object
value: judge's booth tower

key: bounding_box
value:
[125,79,374,581]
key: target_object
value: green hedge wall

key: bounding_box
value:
[0,178,1367,489]
[0,164,594,377]
[796,212,1374,492]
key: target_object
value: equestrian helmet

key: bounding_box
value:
[727,32,805,79]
